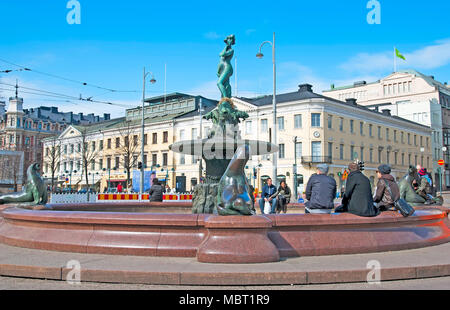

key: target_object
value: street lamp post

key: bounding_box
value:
[141,67,156,196]
[293,136,298,201]
[257,32,277,184]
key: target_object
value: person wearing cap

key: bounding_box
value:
[373,164,400,211]
[416,168,433,202]
[304,164,336,214]
[338,163,380,217]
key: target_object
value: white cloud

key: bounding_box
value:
[339,39,450,74]
[203,32,221,40]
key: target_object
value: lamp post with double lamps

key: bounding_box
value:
[257,32,277,184]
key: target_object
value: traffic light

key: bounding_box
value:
[358,161,365,171]
[137,162,142,170]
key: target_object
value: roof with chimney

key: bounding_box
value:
[237,83,430,130]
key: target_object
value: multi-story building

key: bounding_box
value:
[44,86,432,195]
[233,83,432,196]
[323,69,450,188]
[43,93,217,192]
[0,88,110,190]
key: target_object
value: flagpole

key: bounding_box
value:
[394,47,397,73]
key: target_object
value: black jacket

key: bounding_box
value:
[305,174,336,209]
[149,184,164,202]
[342,171,380,217]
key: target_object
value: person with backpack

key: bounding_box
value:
[373,164,400,211]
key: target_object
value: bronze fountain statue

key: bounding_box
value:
[0,163,48,207]
[170,34,278,216]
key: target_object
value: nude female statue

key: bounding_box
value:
[217,34,235,99]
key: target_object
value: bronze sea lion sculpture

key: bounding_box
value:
[0,163,48,206]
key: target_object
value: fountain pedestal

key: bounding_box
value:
[197,215,280,263]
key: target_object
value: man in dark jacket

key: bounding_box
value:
[305,164,336,214]
[339,163,380,217]
[258,178,277,214]
[373,164,400,211]
[149,179,164,202]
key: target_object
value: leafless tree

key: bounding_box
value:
[44,136,61,193]
[117,121,141,188]
[76,127,99,190]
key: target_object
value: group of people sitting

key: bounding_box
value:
[304,162,405,216]
[258,161,428,216]
[258,178,292,214]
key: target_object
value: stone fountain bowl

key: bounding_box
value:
[169,137,279,156]
[0,203,449,264]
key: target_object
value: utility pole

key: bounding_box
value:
[293,136,298,201]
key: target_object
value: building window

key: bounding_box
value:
[64,145,68,154]
[340,144,344,160]
[179,154,185,165]
[386,128,390,140]
[152,133,158,144]
[378,149,382,163]
[408,133,411,144]
[328,143,333,159]
[370,149,373,163]
[99,159,103,170]
[414,135,417,146]
[163,132,168,143]
[402,153,405,166]
[360,122,364,135]
[163,153,168,166]
[327,115,332,129]
[133,135,139,146]
[387,151,390,164]
[339,118,344,132]
[277,117,285,131]
[261,119,268,133]
[245,121,253,135]
[295,115,302,129]
[115,157,120,169]
[311,113,321,127]
[279,144,285,159]
[350,146,355,160]
[144,134,148,145]
[91,160,95,171]
[99,140,103,150]
[394,130,397,142]
[115,138,120,148]
[107,158,111,169]
[369,124,373,137]
[295,142,302,159]
[312,141,322,159]
[191,128,198,140]
[378,126,381,139]
[350,120,354,133]
[91,141,96,152]
[107,139,111,149]
[360,147,364,161]
[152,154,157,167]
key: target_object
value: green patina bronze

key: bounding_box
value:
[217,34,235,99]
[398,166,426,206]
[0,163,48,207]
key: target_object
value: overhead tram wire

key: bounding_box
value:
[0,83,134,108]
[0,57,140,94]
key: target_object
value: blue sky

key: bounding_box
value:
[0,0,449,117]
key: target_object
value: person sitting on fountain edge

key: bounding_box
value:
[336,163,380,217]
[304,164,336,214]
[373,164,400,211]
[416,168,434,204]
[259,177,277,214]
[149,179,164,202]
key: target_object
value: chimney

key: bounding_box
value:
[345,98,357,106]
[104,113,111,121]
[382,109,391,116]
[298,84,313,92]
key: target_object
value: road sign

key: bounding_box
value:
[438,159,445,166]
[342,170,349,180]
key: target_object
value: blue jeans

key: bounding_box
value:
[259,198,277,214]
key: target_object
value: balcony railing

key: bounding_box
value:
[301,156,332,164]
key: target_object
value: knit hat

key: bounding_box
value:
[317,164,329,174]
[377,164,391,175]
